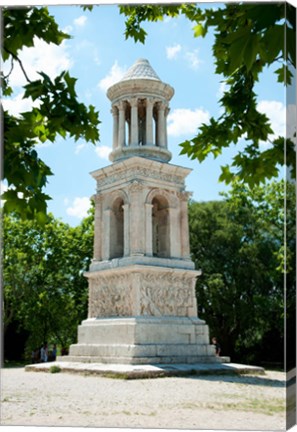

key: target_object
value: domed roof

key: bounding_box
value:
[121,58,161,81]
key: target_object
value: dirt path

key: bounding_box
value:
[1,367,286,430]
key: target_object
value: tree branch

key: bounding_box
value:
[3,57,14,80]
[4,47,32,83]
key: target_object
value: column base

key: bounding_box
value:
[59,316,228,365]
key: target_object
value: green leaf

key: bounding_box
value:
[193,23,206,37]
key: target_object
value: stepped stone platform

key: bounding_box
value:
[25,361,265,379]
[54,316,226,365]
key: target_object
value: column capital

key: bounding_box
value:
[130,97,138,107]
[146,97,155,106]
[129,180,143,193]
[176,191,193,202]
[157,101,167,111]
[111,104,119,116]
[118,100,126,110]
[92,194,103,204]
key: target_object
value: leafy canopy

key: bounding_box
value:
[120,3,296,186]
[3,209,94,354]
[189,179,295,365]
[2,7,100,223]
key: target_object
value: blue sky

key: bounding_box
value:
[2,2,292,226]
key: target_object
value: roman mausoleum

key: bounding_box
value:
[64,59,223,364]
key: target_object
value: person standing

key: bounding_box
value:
[52,344,57,361]
[212,337,221,356]
[40,343,48,362]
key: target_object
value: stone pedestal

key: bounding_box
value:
[62,316,220,364]
[58,264,225,364]
[86,264,199,318]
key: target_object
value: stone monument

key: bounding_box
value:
[63,59,224,364]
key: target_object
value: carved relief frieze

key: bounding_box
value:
[176,191,193,202]
[138,272,195,317]
[96,167,185,189]
[88,274,134,318]
[128,180,144,193]
[88,269,197,319]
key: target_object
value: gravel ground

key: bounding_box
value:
[0,367,287,430]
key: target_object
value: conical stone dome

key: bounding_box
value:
[121,58,161,81]
[107,59,174,163]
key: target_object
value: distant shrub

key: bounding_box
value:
[49,365,61,373]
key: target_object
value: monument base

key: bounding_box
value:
[58,316,228,364]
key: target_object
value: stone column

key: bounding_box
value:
[103,209,111,260]
[179,192,191,259]
[111,105,119,150]
[118,101,126,148]
[123,203,130,256]
[165,106,170,149]
[129,181,144,255]
[145,203,153,256]
[93,194,103,261]
[157,102,166,148]
[168,206,181,258]
[146,98,154,146]
[130,98,139,147]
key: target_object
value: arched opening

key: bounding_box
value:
[125,102,130,146]
[138,100,146,145]
[110,197,124,258]
[152,196,170,257]
[153,105,159,146]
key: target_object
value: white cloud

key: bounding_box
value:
[66,197,91,219]
[166,45,202,70]
[75,142,87,155]
[2,91,40,116]
[74,15,87,27]
[95,145,112,160]
[167,108,210,137]
[256,100,286,150]
[0,182,8,208]
[74,40,101,67]
[166,44,181,60]
[185,49,201,70]
[63,25,73,34]
[287,104,296,141]
[217,81,230,99]
[2,36,72,117]
[98,61,126,92]
[258,100,285,139]
[3,37,72,89]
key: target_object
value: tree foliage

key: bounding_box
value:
[120,3,296,186]
[1,7,100,223]
[188,180,295,366]
[3,210,94,358]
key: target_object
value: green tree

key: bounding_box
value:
[3,210,94,360]
[1,7,100,223]
[188,180,295,366]
[120,3,296,186]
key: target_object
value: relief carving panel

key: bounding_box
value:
[97,167,185,190]
[138,272,196,317]
[88,273,134,318]
[88,270,197,318]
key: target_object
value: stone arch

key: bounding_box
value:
[145,188,178,208]
[105,190,129,259]
[103,190,129,210]
[110,196,124,259]
[151,194,170,257]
